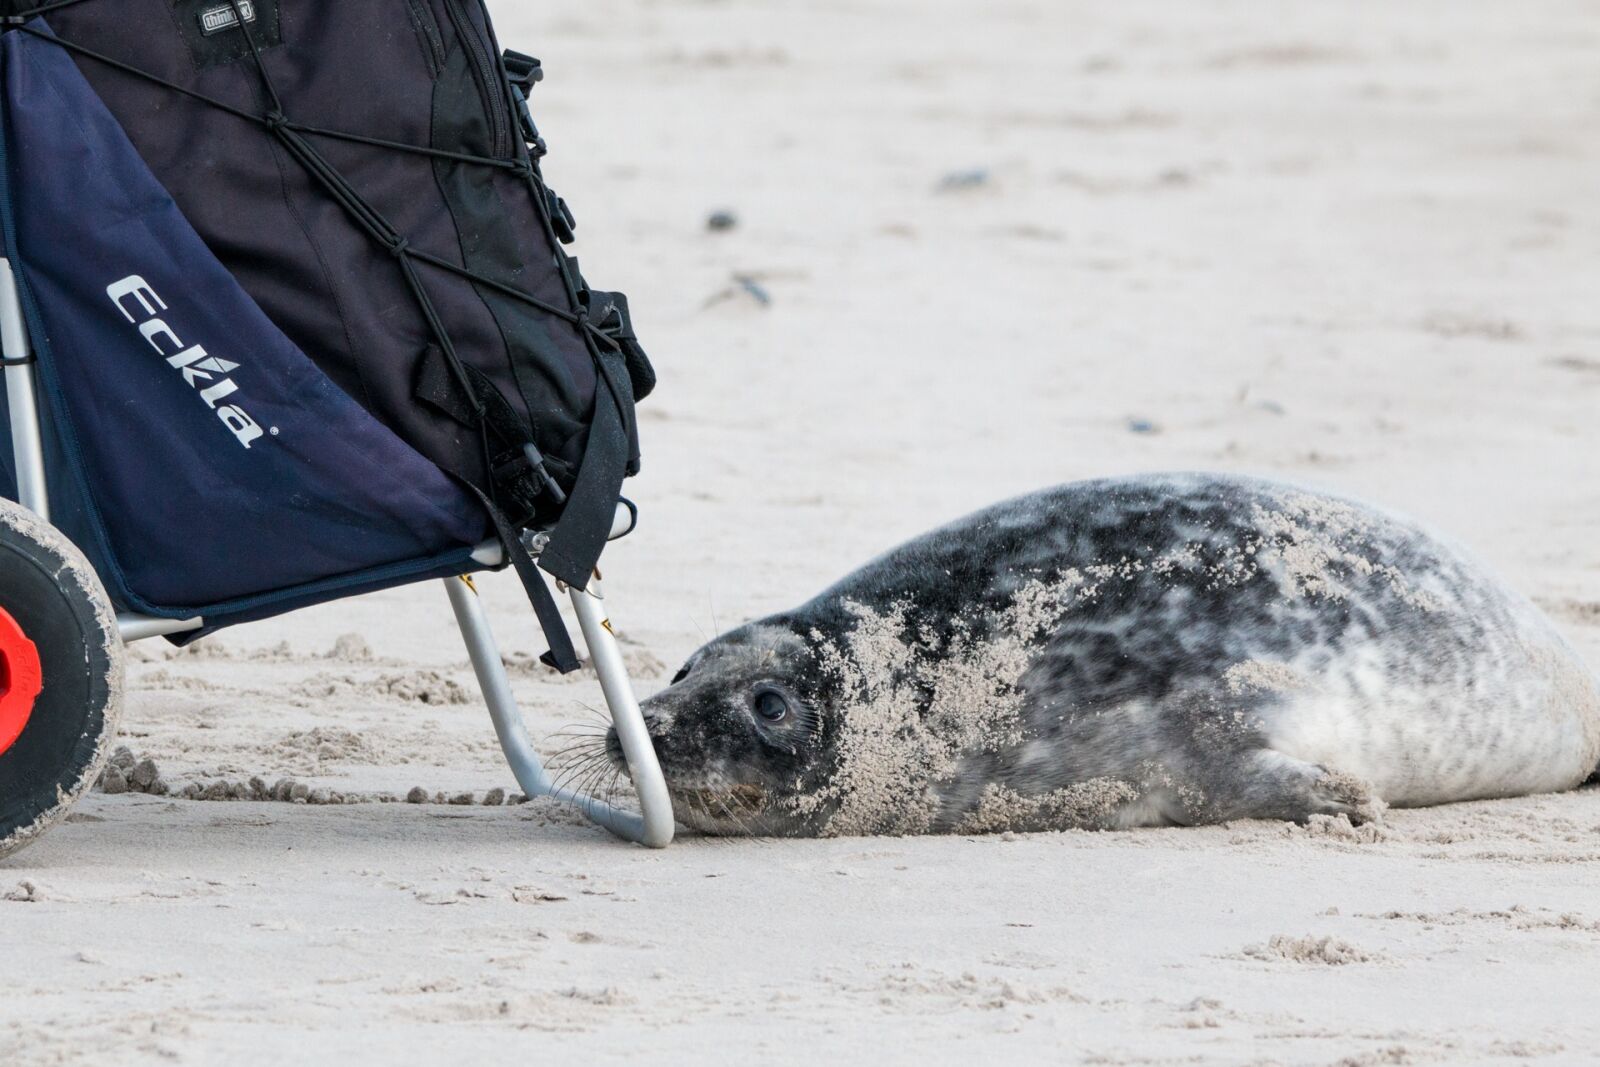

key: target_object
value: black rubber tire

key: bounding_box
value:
[0,498,123,859]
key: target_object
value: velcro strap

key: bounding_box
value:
[414,345,531,448]
[413,343,478,426]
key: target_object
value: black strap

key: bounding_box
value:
[538,349,632,589]
[470,487,580,673]
[587,289,653,400]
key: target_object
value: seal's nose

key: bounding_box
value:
[603,727,626,767]
[638,700,669,732]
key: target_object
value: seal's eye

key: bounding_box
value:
[752,688,790,723]
[670,664,690,685]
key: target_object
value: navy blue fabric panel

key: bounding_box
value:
[0,367,132,613]
[168,545,483,644]
[0,364,122,593]
[0,26,489,614]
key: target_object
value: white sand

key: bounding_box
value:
[5,0,1600,1062]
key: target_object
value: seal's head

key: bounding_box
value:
[606,623,835,835]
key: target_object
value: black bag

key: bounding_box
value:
[5,0,653,668]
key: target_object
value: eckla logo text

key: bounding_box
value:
[107,276,265,449]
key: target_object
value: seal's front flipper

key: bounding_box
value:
[1202,750,1386,825]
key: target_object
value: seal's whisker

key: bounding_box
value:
[586,762,617,801]
[544,747,605,771]
[683,796,740,846]
[573,701,613,726]
[544,738,607,769]
[546,729,607,750]
[547,752,605,781]
[560,762,605,813]
[583,768,624,817]
[572,759,621,814]
[565,768,598,811]
[568,751,611,784]
[598,767,628,810]
[548,765,595,802]
[543,734,605,753]
[544,731,607,753]
[710,793,756,837]
[591,769,616,808]
[550,751,608,795]
[545,721,608,738]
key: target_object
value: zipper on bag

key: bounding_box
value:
[404,0,447,76]
[442,0,512,158]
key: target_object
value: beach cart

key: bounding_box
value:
[0,0,675,854]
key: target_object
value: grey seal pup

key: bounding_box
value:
[608,473,1600,837]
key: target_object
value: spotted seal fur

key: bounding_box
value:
[608,473,1600,837]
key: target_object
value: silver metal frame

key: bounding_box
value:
[0,256,675,847]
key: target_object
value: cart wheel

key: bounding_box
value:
[0,498,123,859]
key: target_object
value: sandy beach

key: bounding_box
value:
[5,0,1600,1062]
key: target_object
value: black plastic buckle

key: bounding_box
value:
[522,442,567,506]
[493,442,567,509]
[501,49,550,158]
[589,297,624,338]
[546,189,577,244]
[505,86,545,159]
[490,453,565,532]
[502,49,544,94]
[515,99,547,160]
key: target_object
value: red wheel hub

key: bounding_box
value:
[0,605,43,757]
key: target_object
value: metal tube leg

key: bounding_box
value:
[446,576,554,798]
[0,258,50,521]
[567,576,675,848]
[446,575,675,848]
